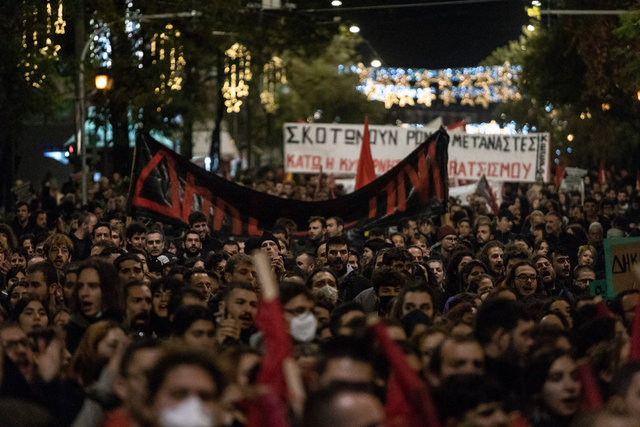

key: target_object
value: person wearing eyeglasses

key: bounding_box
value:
[571,265,596,297]
[507,261,544,300]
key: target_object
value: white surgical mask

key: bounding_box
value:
[314,285,338,303]
[290,312,317,342]
[159,396,215,427]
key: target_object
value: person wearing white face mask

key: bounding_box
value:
[146,350,227,427]
[280,282,318,343]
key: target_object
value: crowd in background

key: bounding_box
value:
[0,163,639,427]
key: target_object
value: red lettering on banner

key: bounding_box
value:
[339,158,350,172]
[213,199,242,235]
[448,160,457,176]
[368,197,377,219]
[373,159,400,174]
[131,149,182,219]
[286,154,296,168]
[512,163,521,178]
[396,173,407,212]
[449,161,534,180]
[312,156,322,170]
[403,147,431,203]
[488,162,497,177]
[325,157,334,170]
[427,143,443,201]
[182,173,213,223]
[386,181,396,215]
[247,217,260,236]
[468,161,476,176]
[458,161,467,177]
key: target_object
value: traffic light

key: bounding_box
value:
[65,143,74,158]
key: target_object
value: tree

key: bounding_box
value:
[79,1,344,172]
[256,28,386,164]
[483,0,640,170]
[0,1,70,209]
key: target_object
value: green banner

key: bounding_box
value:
[602,237,640,299]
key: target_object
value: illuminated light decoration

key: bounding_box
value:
[260,56,287,113]
[19,0,66,87]
[415,87,436,107]
[601,102,610,111]
[566,134,574,142]
[349,62,522,109]
[223,43,252,113]
[125,3,143,66]
[150,24,186,97]
[89,18,112,68]
[526,6,541,19]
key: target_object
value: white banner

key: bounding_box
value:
[283,122,550,183]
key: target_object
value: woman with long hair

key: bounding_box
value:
[526,348,582,427]
[66,258,123,353]
[12,295,49,333]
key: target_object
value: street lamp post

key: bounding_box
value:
[76,27,101,206]
[75,11,201,206]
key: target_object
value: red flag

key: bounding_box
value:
[475,175,499,215]
[372,322,441,427]
[247,299,293,427]
[577,362,602,409]
[355,116,376,190]
[595,300,612,319]
[598,160,606,187]
[554,161,567,189]
[629,295,640,360]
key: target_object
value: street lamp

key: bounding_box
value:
[75,11,201,205]
[94,74,110,90]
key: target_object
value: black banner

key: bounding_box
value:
[128,128,449,236]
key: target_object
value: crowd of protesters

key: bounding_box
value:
[0,165,639,427]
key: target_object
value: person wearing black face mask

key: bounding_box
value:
[372,267,406,318]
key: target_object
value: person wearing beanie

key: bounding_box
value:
[432,225,458,264]
[259,231,285,278]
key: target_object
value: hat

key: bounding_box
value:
[259,231,281,250]
[437,225,457,241]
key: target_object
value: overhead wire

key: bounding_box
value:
[301,0,513,13]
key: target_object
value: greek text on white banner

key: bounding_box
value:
[283,122,550,183]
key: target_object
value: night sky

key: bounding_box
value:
[316,0,529,68]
